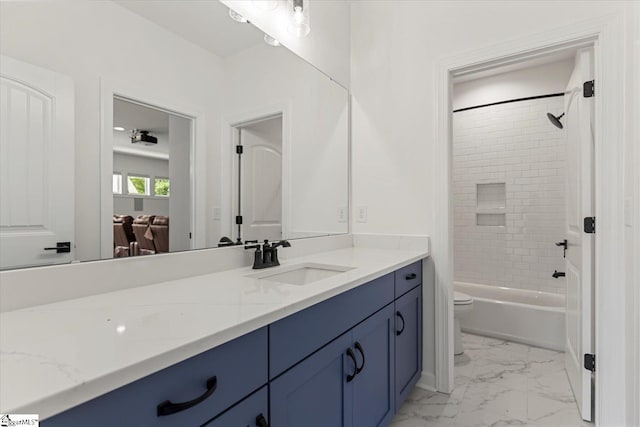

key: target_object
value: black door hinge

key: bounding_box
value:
[236,145,243,154]
[584,217,595,233]
[235,215,243,225]
[584,353,595,372]
[583,80,595,98]
[189,232,192,239]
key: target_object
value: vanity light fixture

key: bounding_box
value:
[264,34,281,47]
[113,126,126,131]
[228,8,249,23]
[253,0,279,11]
[288,0,310,37]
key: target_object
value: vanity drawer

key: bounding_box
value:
[42,327,268,427]
[269,273,394,378]
[204,386,268,427]
[395,261,422,297]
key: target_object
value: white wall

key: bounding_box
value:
[453,59,574,110]
[453,97,566,295]
[0,1,224,261]
[113,152,169,217]
[350,0,637,422]
[221,0,351,88]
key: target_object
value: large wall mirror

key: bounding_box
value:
[0,0,349,270]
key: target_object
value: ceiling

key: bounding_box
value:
[113,98,170,135]
[114,0,263,58]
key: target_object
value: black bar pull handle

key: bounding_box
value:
[346,348,357,382]
[405,273,417,280]
[43,242,71,253]
[354,342,366,374]
[256,413,269,427]
[396,311,406,336]
[157,376,217,416]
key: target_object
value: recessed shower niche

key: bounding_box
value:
[476,183,506,226]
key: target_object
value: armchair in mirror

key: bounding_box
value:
[0,0,349,269]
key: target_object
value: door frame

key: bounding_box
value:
[99,78,207,258]
[221,103,292,243]
[433,14,626,425]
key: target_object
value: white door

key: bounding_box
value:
[239,116,282,242]
[0,56,74,269]
[564,47,595,421]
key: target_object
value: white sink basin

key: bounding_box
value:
[249,263,354,286]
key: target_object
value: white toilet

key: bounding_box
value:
[454,291,474,355]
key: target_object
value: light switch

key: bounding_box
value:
[356,206,368,223]
[337,206,347,223]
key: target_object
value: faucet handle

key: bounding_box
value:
[244,244,260,250]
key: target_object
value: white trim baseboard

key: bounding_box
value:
[416,371,437,393]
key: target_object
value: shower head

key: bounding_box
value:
[546,112,565,129]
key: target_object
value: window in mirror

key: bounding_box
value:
[112,173,123,194]
[127,175,150,196]
[154,177,170,197]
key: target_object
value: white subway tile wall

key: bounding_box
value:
[453,97,567,295]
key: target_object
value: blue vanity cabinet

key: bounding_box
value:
[394,261,422,298]
[42,327,268,427]
[270,304,396,427]
[269,273,394,379]
[39,260,426,427]
[394,283,423,411]
[351,304,395,427]
[270,332,354,427]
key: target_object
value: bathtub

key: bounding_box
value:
[455,281,565,351]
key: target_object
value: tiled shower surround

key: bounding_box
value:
[453,96,567,295]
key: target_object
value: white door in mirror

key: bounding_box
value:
[240,117,282,242]
[0,56,75,269]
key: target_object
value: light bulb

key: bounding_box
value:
[253,0,279,11]
[264,34,281,47]
[288,0,310,37]
[228,9,248,23]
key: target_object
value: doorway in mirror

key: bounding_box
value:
[111,97,192,258]
[231,115,283,244]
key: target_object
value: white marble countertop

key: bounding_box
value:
[0,246,427,419]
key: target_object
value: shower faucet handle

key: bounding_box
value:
[552,270,566,279]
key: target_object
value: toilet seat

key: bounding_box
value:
[454,291,473,305]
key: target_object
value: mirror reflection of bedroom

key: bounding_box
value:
[112,98,192,257]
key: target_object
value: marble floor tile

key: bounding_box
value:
[391,333,591,427]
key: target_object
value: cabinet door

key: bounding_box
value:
[204,386,268,427]
[394,285,422,410]
[351,304,395,427]
[270,333,353,427]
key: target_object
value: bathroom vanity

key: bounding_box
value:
[1,247,428,427]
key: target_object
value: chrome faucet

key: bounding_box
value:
[245,240,291,269]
